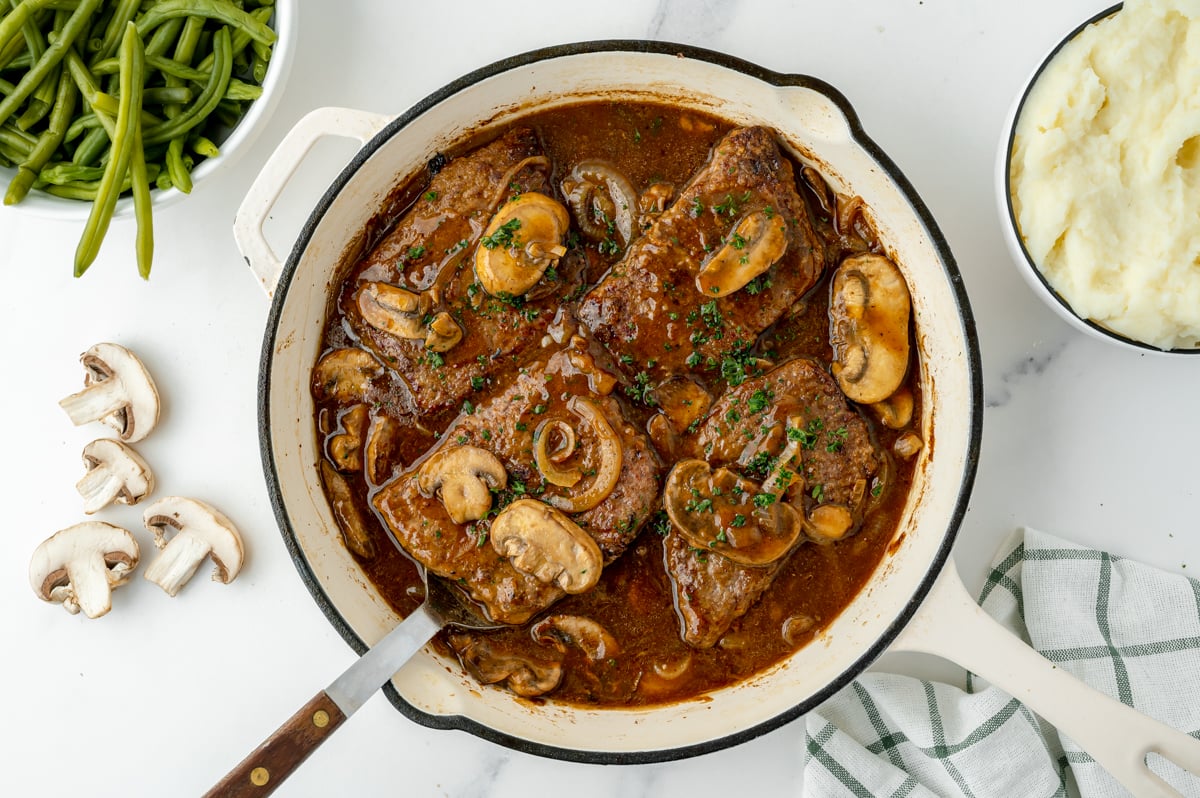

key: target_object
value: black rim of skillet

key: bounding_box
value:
[1003,3,1198,355]
[258,39,985,765]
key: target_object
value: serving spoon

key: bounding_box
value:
[203,573,497,797]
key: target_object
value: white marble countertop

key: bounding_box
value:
[5,1,1196,796]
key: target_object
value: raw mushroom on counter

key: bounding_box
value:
[75,438,154,513]
[142,496,245,597]
[58,342,160,443]
[29,522,141,618]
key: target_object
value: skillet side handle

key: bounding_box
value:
[892,563,1200,798]
[233,107,392,298]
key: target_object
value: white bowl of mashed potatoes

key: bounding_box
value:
[999,0,1200,353]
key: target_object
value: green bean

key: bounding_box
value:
[190,133,216,158]
[63,108,95,139]
[141,13,179,57]
[143,86,190,104]
[70,122,105,164]
[42,161,158,198]
[39,159,101,182]
[88,0,133,62]
[93,54,262,103]
[129,95,149,276]
[5,63,75,203]
[163,13,200,191]
[194,5,267,72]
[0,0,100,128]
[0,121,34,151]
[135,0,274,46]
[141,24,226,146]
[64,46,115,125]
[0,0,57,56]
[74,19,140,276]
[1,49,31,70]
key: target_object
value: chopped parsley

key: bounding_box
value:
[746,388,772,414]
[481,218,521,250]
[753,492,777,507]
[423,190,438,202]
[684,497,714,514]
[826,426,848,453]
[810,483,825,502]
[744,274,772,295]
[731,514,747,528]
[471,376,485,391]
[623,371,657,407]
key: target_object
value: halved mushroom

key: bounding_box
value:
[829,253,912,404]
[355,282,428,340]
[59,342,160,443]
[664,459,803,566]
[532,614,620,660]
[313,348,381,404]
[328,404,369,473]
[655,377,713,434]
[142,496,245,596]
[449,631,563,698]
[320,460,376,559]
[696,210,789,297]
[365,414,405,485]
[562,161,639,246]
[802,503,855,543]
[29,521,140,618]
[76,438,154,514]
[490,499,602,594]
[893,432,924,460]
[423,311,462,352]
[417,445,507,524]
[475,192,570,297]
[542,397,622,514]
[872,386,914,430]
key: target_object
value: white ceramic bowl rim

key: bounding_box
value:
[258,40,984,763]
[999,2,1200,355]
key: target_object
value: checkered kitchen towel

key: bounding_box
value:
[803,527,1200,797]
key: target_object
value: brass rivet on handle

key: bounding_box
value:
[313,709,330,728]
[250,767,270,786]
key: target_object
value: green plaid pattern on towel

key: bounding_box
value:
[803,527,1200,797]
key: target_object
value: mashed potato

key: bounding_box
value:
[1010,0,1200,349]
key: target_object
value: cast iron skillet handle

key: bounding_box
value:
[893,559,1200,797]
[202,692,346,798]
[232,106,392,297]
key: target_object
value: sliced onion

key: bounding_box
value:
[546,397,622,513]
[534,419,581,487]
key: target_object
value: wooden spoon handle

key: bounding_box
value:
[203,691,347,797]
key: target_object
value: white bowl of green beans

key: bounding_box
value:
[0,0,294,277]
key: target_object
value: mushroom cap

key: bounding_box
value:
[142,496,245,596]
[59,342,160,443]
[77,438,154,513]
[312,348,382,404]
[474,193,570,297]
[829,253,912,404]
[490,499,602,594]
[29,521,140,618]
[664,459,803,566]
[355,282,428,340]
[417,445,507,525]
[696,210,789,298]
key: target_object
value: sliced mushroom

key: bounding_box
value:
[872,386,914,430]
[355,281,428,340]
[423,311,462,352]
[142,497,245,596]
[532,614,620,660]
[696,211,789,297]
[893,432,924,460]
[664,459,803,566]
[328,404,369,473]
[320,460,376,559]
[29,522,140,618]
[76,438,154,514]
[313,348,381,404]
[365,414,405,485]
[655,377,713,433]
[59,342,160,443]
[417,445,507,524]
[782,614,816,646]
[475,192,570,297]
[450,631,564,698]
[490,499,602,594]
[562,160,638,246]
[543,397,622,514]
[534,419,580,487]
[802,503,855,543]
[829,253,912,404]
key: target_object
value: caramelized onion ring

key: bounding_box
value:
[545,397,622,513]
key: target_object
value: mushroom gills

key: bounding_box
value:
[829,253,912,404]
[142,496,245,597]
[58,342,160,443]
[76,438,154,513]
[28,522,140,618]
[695,210,789,297]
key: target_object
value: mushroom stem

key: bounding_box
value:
[142,532,211,597]
[69,551,118,618]
[76,466,125,513]
[59,379,127,427]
